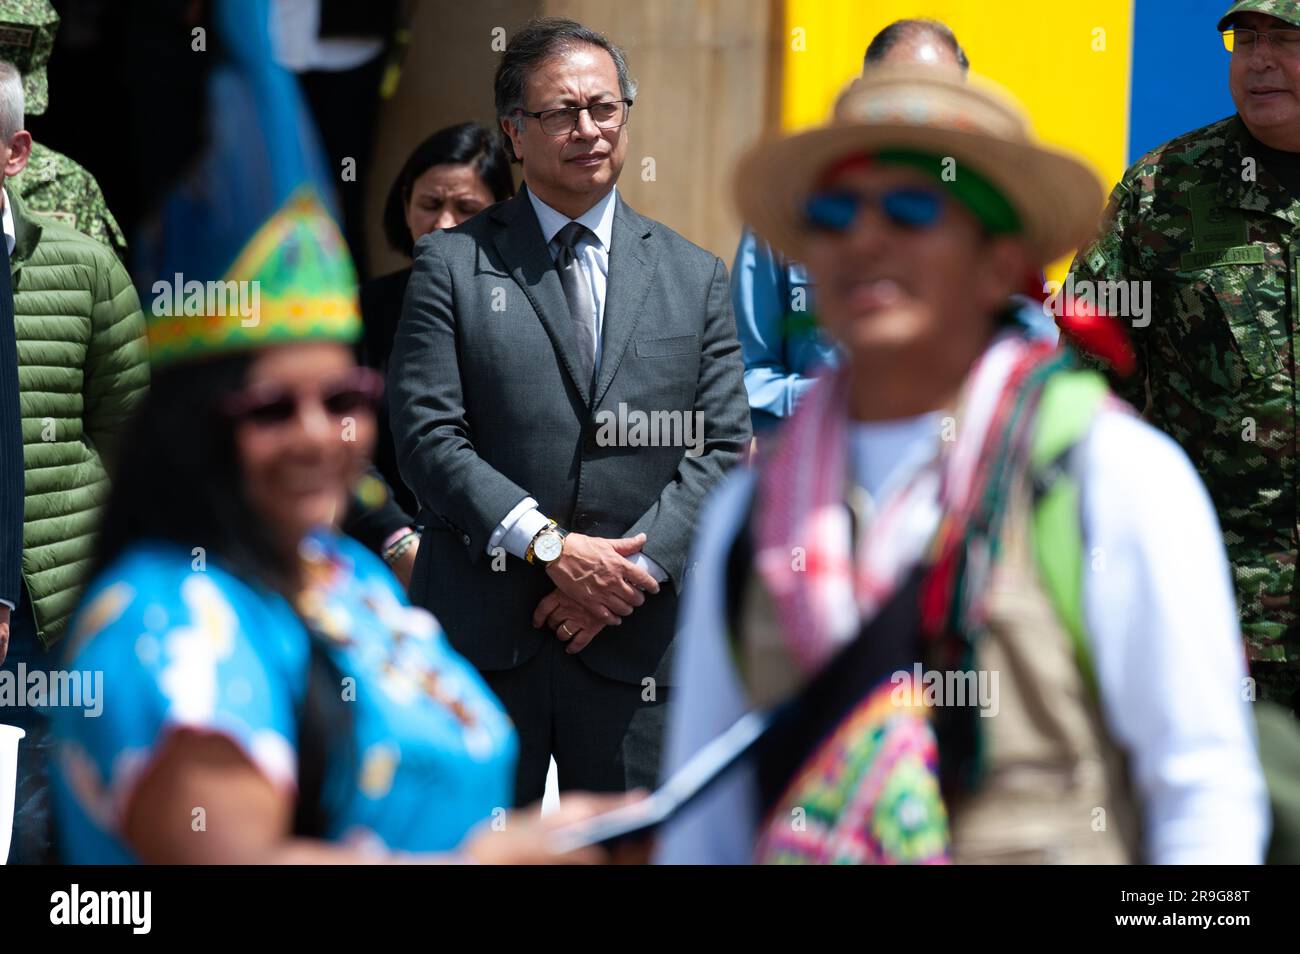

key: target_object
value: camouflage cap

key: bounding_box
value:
[1219,0,1300,30]
[0,0,57,116]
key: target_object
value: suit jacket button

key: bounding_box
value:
[462,534,471,545]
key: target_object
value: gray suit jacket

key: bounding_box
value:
[388,187,751,685]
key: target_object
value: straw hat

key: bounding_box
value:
[734,64,1104,266]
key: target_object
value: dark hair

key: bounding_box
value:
[493,17,638,162]
[91,354,353,839]
[864,18,970,73]
[382,122,515,259]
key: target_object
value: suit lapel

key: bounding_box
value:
[593,196,658,410]
[491,187,593,405]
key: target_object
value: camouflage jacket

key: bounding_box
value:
[1069,114,1300,688]
[11,139,126,260]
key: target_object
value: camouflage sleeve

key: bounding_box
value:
[1066,176,1149,412]
[79,177,128,262]
[13,143,130,261]
[83,248,149,473]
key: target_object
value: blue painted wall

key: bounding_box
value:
[1129,0,1239,163]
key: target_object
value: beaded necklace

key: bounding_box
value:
[291,536,491,747]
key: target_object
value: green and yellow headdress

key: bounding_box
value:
[147,189,361,368]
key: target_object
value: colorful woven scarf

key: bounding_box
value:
[753,334,1055,671]
[749,333,1065,863]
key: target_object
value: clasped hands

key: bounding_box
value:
[531,532,660,653]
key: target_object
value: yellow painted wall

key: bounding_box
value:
[781,0,1133,277]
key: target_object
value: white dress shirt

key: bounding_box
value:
[487,186,667,583]
[2,188,14,255]
[655,407,1270,864]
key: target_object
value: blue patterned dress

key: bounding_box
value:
[50,529,517,862]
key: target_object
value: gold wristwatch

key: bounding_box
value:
[525,519,567,567]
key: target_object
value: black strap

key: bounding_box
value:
[720,488,928,812]
[722,494,757,644]
[753,567,928,813]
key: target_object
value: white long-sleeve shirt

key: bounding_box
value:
[655,408,1270,864]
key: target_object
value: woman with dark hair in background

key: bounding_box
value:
[361,121,515,382]
[49,193,621,864]
[342,123,515,584]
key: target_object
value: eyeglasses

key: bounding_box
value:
[804,187,946,234]
[220,367,384,427]
[515,99,633,136]
[1221,28,1300,53]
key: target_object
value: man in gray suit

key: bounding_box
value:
[389,17,751,804]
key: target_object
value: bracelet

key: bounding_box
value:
[382,531,419,565]
[381,526,415,551]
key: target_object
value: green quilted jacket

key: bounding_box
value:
[10,188,148,646]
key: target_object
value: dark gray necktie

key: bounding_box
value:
[554,221,597,386]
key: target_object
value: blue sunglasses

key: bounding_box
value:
[804,187,945,233]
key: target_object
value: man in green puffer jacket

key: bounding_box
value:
[8,187,146,642]
[0,57,147,864]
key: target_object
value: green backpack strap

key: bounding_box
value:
[1028,369,1110,697]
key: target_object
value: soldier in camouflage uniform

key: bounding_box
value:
[0,0,126,259]
[1069,0,1300,710]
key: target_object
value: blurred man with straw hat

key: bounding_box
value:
[655,65,1268,864]
[732,17,1058,440]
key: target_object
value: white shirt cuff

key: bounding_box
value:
[488,498,551,560]
[628,551,669,583]
[0,598,13,611]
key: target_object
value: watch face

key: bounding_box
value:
[534,531,564,563]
